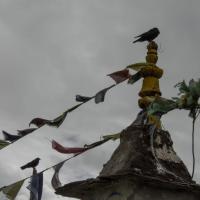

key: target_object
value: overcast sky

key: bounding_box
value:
[0,0,199,199]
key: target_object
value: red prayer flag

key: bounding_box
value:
[107,69,130,84]
[52,140,86,154]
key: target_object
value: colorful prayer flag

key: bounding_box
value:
[128,71,142,84]
[0,140,10,150]
[147,97,177,116]
[29,103,83,128]
[27,169,43,200]
[48,112,68,128]
[51,162,65,190]
[95,85,115,104]
[2,131,22,142]
[0,180,24,200]
[126,62,152,71]
[52,140,86,154]
[17,128,37,136]
[75,95,93,103]
[107,69,130,84]
[102,133,121,141]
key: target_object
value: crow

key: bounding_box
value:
[133,27,160,43]
[20,157,40,170]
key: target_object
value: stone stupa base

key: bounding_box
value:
[55,112,200,199]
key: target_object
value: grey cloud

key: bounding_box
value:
[0,1,199,200]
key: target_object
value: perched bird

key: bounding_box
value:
[20,157,40,170]
[133,27,160,43]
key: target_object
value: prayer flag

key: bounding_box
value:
[0,140,10,150]
[147,97,177,116]
[52,140,86,154]
[51,162,65,190]
[2,131,22,142]
[0,180,24,200]
[128,71,142,84]
[17,128,37,136]
[48,112,68,128]
[95,85,115,104]
[27,170,43,200]
[29,103,83,128]
[107,69,130,84]
[102,133,121,141]
[75,95,93,103]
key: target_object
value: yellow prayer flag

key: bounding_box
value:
[0,180,24,200]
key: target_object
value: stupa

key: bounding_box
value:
[55,41,200,200]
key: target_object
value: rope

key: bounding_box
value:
[0,153,80,191]
[191,108,200,179]
[0,137,112,190]
[0,81,124,151]
[191,116,195,179]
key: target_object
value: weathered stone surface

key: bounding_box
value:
[55,118,200,199]
[100,123,192,183]
[55,173,200,199]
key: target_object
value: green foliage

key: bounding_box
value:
[147,79,200,118]
[0,140,9,150]
[174,79,200,117]
[175,79,200,107]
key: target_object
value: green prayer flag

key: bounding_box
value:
[0,180,24,200]
[0,140,10,150]
[127,62,156,71]
[128,72,142,84]
[49,111,68,128]
[102,133,121,141]
[147,97,177,116]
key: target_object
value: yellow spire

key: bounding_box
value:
[138,41,163,110]
[126,41,164,127]
[128,41,163,128]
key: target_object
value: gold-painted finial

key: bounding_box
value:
[137,41,163,128]
[138,41,163,109]
[146,41,158,64]
[127,41,164,127]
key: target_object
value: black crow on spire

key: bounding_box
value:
[133,27,160,43]
[20,157,40,170]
